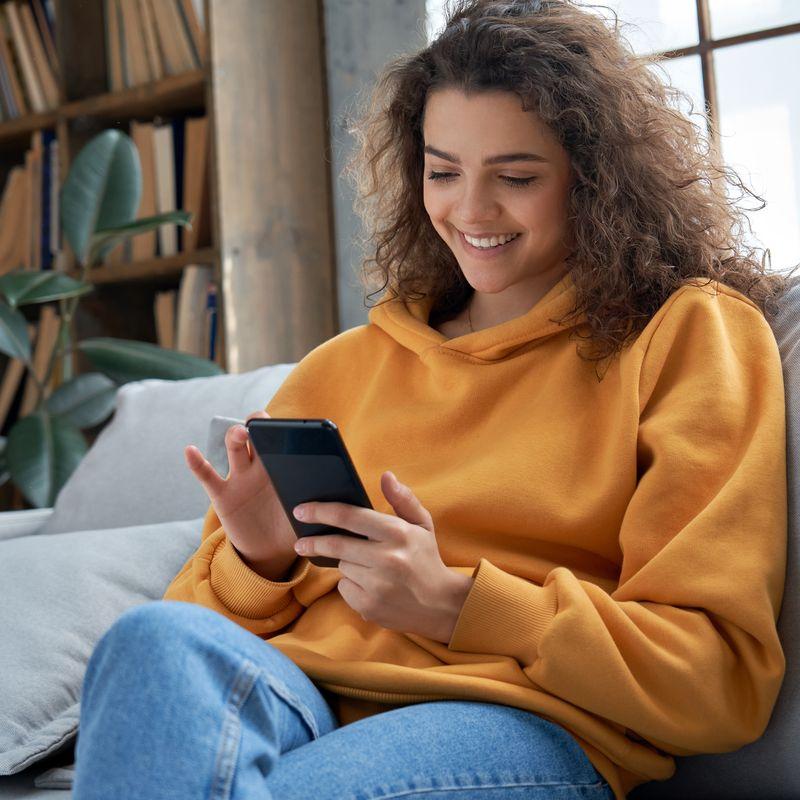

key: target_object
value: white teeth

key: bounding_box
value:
[464,232,519,249]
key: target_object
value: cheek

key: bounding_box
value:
[423,186,448,225]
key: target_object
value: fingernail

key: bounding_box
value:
[293,505,307,520]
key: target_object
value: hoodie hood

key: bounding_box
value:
[368,270,586,363]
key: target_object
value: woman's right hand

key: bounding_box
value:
[184,411,300,580]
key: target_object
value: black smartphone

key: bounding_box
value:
[246,418,373,568]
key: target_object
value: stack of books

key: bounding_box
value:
[0,128,59,274]
[105,0,205,90]
[155,265,219,362]
[0,0,59,119]
[106,112,211,263]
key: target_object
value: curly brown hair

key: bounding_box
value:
[343,0,798,371]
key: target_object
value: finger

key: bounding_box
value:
[335,559,372,589]
[225,424,253,473]
[293,502,402,543]
[295,533,375,566]
[184,445,225,498]
[241,410,271,459]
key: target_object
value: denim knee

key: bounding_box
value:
[84,600,224,682]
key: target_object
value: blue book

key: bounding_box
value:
[206,283,218,361]
[40,129,56,270]
[170,117,186,251]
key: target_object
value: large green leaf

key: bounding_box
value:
[6,411,87,508]
[78,337,224,383]
[61,130,142,264]
[88,211,193,266]
[0,302,31,360]
[0,270,93,308]
[46,372,118,429]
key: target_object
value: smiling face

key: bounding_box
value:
[422,89,575,315]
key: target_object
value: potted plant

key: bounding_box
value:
[0,129,222,508]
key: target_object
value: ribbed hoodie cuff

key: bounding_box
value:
[448,558,558,660]
[210,536,311,619]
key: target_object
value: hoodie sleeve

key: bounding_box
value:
[162,349,347,637]
[162,502,324,636]
[447,286,788,756]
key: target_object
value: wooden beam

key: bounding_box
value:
[208,0,337,372]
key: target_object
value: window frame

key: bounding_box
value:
[654,1,800,156]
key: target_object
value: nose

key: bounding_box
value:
[454,179,501,226]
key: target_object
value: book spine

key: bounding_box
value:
[4,1,46,112]
[205,282,217,360]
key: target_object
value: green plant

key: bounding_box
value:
[0,129,223,508]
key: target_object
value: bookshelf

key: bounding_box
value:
[0,0,339,510]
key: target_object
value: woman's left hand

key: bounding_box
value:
[292,471,473,644]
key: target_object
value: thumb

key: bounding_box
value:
[381,471,434,532]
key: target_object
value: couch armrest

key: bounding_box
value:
[0,507,55,542]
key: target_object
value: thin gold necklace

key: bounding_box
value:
[467,301,474,333]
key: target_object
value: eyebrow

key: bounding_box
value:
[423,145,549,165]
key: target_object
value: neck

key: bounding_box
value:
[466,264,569,332]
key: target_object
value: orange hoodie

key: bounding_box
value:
[164,272,787,799]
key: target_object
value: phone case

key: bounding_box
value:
[246,418,373,568]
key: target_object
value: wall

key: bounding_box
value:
[323,0,428,332]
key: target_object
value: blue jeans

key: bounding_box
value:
[72,600,614,799]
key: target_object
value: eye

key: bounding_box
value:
[427,171,457,183]
[502,176,537,188]
[426,171,538,189]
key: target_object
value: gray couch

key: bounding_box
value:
[0,279,798,799]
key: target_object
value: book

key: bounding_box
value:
[0,358,26,432]
[130,120,157,260]
[3,1,46,112]
[149,0,194,75]
[104,0,123,91]
[154,289,176,349]
[19,1,58,107]
[137,0,163,81]
[176,0,204,65]
[40,128,55,269]
[203,282,217,360]
[19,305,60,417]
[153,122,177,256]
[171,116,184,250]
[0,8,25,115]
[175,264,212,356]
[27,130,42,270]
[48,134,59,260]
[0,50,11,117]
[0,166,27,273]
[119,0,150,86]
[182,115,209,252]
[31,0,58,80]
[164,0,198,70]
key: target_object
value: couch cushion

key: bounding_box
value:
[631,276,800,798]
[0,517,203,777]
[37,363,297,535]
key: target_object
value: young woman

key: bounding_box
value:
[72,1,795,798]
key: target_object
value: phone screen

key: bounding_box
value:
[247,419,372,568]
